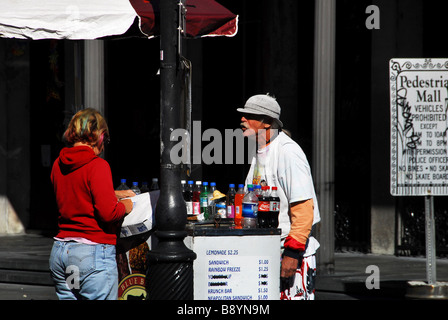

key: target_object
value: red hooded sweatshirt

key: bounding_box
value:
[51,146,126,245]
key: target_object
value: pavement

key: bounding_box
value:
[0,233,447,300]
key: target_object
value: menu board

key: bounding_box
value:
[186,234,280,300]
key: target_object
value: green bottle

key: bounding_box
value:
[200,182,210,220]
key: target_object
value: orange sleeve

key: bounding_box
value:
[284,199,314,252]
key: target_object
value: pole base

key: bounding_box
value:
[146,230,197,300]
[406,281,448,300]
[146,261,194,300]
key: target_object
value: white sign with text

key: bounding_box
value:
[185,234,280,300]
[390,59,448,196]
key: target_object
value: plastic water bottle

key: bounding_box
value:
[131,182,141,195]
[242,185,258,228]
[254,184,262,198]
[208,182,217,206]
[140,181,149,193]
[150,178,159,191]
[116,179,129,190]
[181,180,186,193]
[234,184,245,228]
[226,184,236,219]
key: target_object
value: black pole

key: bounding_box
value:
[146,0,196,300]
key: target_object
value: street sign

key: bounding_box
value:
[390,58,448,196]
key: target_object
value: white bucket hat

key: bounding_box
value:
[237,94,283,127]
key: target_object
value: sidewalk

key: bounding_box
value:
[0,233,56,300]
[316,252,448,300]
[0,234,447,300]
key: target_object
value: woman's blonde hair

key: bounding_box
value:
[63,108,109,148]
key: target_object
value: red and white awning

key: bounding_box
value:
[0,0,238,40]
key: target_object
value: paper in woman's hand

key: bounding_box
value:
[120,193,153,237]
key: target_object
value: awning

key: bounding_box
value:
[0,0,238,40]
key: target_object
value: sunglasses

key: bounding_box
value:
[241,113,267,121]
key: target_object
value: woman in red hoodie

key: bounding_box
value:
[49,108,134,300]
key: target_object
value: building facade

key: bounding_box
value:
[1,1,448,269]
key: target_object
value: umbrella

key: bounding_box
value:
[0,0,238,40]
[130,0,238,38]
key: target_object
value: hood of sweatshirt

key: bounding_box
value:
[58,146,97,174]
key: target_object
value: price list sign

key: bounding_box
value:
[189,235,280,300]
[390,59,448,196]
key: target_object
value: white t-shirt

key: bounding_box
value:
[245,131,321,256]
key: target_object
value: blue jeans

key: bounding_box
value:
[49,241,118,300]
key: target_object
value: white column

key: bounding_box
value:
[84,40,105,114]
[312,0,336,274]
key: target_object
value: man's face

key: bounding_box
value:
[240,113,269,138]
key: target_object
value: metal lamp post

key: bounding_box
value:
[146,0,196,300]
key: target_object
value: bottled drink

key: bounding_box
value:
[258,186,270,228]
[226,184,236,219]
[234,184,245,228]
[184,180,194,216]
[207,182,217,216]
[208,182,216,206]
[242,185,258,228]
[215,203,227,218]
[269,186,280,228]
[150,178,159,191]
[254,184,262,198]
[131,182,141,195]
[116,179,129,190]
[140,181,149,193]
[192,181,201,218]
[181,180,186,193]
[200,182,210,220]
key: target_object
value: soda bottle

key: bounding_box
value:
[193,181,201,218]
[200,182,210,220]
[226,184,236,219]
[242,185,258,228]
[184,180,194,216]
[131,182,141,195]
[181,180,186,193]
[257,186,270,228]
[234,184,245,228]
[269,186,280,228]
[116,179,129,190]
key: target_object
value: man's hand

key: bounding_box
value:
[281,255,299,278]
[280,255,299,291]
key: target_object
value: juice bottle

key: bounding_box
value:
[192,181,201,219]
[226,184,236,218]
[234,184,245,228]
[184,180,194,217]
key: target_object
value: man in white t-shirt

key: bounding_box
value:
[237,94,321,300]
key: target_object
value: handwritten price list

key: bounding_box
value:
[206,250,274,300]
[188,234,280,300]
